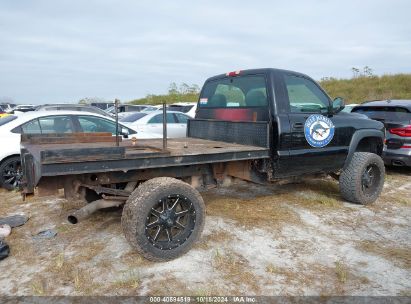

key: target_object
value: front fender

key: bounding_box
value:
[344,129,384,169]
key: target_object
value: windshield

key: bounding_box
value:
[105,106,115,114]
[199,75,268,108]
[119,112,147,123]
[0,115,17,126]
[353,106,411,123]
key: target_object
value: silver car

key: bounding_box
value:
[353,100,411,167]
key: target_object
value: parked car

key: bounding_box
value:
[341,103,360,113]
[0,111,158,190]
[36,104,112,118]
[352,100,411,167]
[105,104,151,116]
[8,105,36,114]
[0,103,17,112]
[141,105,162,112]
[168,102,197,117]
[0,105,9,118]
[120,110,191,138]
[90,102,114,110]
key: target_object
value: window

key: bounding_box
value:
[284,75,330,113]
[17,116,74,134]
[168,105,194,113]
[21,119,42,134]
[148,113,177,124]
[175,113,189,124]
[77,115,136,135]
[199,75,268,108]
[77,116,116,134]
[353,106,411,122]
[120,112,147,123]
[39,116,74,133]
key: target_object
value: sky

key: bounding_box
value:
[0,0,410,104]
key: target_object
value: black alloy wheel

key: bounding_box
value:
[361,164,380,196]
[0,157,22,190]
[145,194,196,250]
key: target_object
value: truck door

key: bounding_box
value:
[281,74,347,175]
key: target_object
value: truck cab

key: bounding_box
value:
[195,68,384,178]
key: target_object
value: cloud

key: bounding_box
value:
[0,0,410,103]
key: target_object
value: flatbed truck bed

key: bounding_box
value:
[23,137,269,178]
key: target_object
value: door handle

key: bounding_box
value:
[292,122,304,130]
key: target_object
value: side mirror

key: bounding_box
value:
[120,127,129,139]
[332,97,345,113]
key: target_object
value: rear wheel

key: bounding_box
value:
[0,156,22,190]
[339,152,385,204]
[121,177,205,261]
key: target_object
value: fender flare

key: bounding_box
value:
[344,129,384,169]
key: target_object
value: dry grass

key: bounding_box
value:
[1,170,410,296]
[144,274,193,296]
[204,178,345,229]
[335,261,348,283]
[31,279,45,296]
[212,249,260,293]
[112,270,141,290]
[205,195,301,229]
[358,241,411,269]
[195,230,234,250]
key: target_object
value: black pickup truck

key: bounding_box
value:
[20,68,385,261]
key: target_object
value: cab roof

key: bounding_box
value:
[205,68,310,82]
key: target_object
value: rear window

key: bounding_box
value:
[168,105,193,113]
[353,106,411,122]
[120,112,147,123]
[0,115,17,126]
[199,75,268,108]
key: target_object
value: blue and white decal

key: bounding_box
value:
[304,114,335,148]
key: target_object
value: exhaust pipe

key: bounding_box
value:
[392,160,405,167]
[68,199,123,224]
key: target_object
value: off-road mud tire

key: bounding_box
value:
[339,152,385,205]
[121,177,205,261]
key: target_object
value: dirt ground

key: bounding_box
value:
[0,167,410,296]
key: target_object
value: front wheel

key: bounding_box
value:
[121,177,205,261]
[339,152,385,205]
[0,156,22,190]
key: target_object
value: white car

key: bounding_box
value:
[168,102,197,118]
[120,110,191,138]
[0,111,158,190]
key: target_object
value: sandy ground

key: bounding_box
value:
[0,167,410,296]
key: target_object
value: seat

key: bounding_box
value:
[208,94,227,107]
[53,118,70,133]
[245,90,267,107]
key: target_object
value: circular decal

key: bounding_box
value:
[304,114,335,148]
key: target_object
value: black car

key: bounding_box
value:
[352,100,411,167]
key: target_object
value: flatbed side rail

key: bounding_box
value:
[187,119,269,148]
